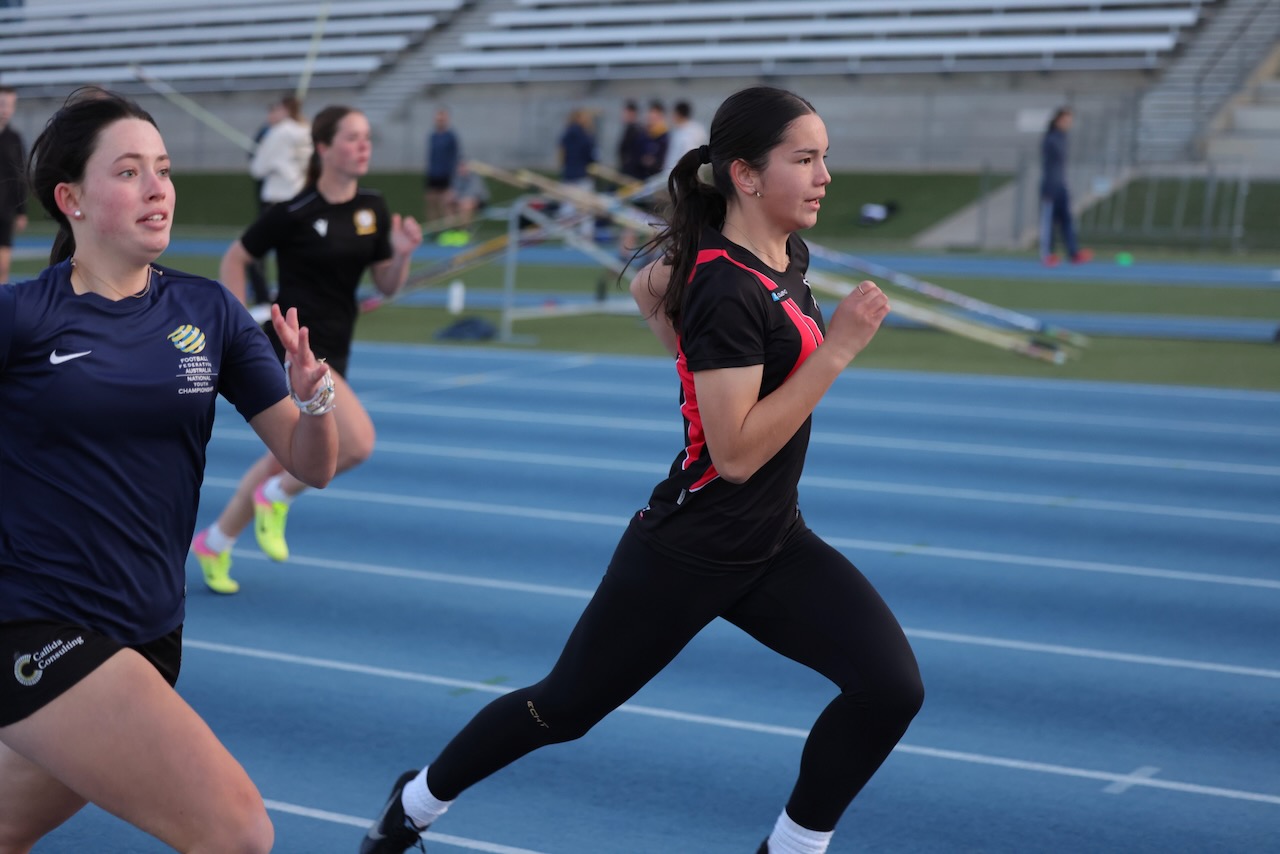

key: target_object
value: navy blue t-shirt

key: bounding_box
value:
[0,261,287,644]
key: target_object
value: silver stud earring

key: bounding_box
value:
[754,191,761,198]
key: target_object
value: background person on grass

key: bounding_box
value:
[1039,106,1092,267]
[423,108,460,226]
[245,93,312,306]
[358,85,922,854]
[0,88,337,853]
[0,85,28,284]
[193,105,422,595]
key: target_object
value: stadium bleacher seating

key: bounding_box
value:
[0,0,461,91]
[434,0,1212,80]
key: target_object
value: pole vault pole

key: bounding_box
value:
[131,64,257,153]
[295,0,333,104]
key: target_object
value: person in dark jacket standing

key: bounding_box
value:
[1039,107,1091,266]
[0,86,28,284]
[423,108,460,226]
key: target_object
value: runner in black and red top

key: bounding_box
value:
[359,87,923,854]
[191,105,422,595]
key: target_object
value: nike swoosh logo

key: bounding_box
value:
[50,350,92,364]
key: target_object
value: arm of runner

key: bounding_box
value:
[370,213,423,297]
[629,258,679,357]
[695,282,888,483]
[247,305,338,488]
[218,240,253,305]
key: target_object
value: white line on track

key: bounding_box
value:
[357,355,597,403]
[202,477,1280,591]
[365,374,1280,438]
[350,403,1280,477]
[225,550,1280,680]
[187,639,1280,808]
[209,431,1280,526]
[349,343,1280,404]
[263,799,547,853]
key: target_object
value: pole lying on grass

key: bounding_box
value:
[805,243,1089,349]
[471,164,1079,363]
[359,164,663,313]
[806,271,1069,365]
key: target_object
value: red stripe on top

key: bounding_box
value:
[694,249,824,377]
[674,249,824,493]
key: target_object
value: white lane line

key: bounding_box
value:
[902,629,1280,680]
[1104,767,1163,795]
[357,355,597,403]
[209,432,1280,527]
[224,550,1280,680]
[264,799,547,852]
[353,403,1280,477]
[202,478,1280,591]
[387,375,1280,438]
[825,536,1280,591]
[187,640,1280,808]
[349,342,1280,403]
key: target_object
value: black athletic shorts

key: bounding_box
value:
[0,213,14,248]
[0,620,182,727]
[425,175,451,192]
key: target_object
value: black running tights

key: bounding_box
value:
[426,526,923,831]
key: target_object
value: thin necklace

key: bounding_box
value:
[70,257,155,300]
[723,221,788,271]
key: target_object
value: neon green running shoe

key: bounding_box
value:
[253,481,290,562]
[191,529,239,595]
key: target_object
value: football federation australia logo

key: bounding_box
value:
[168,324,207,354]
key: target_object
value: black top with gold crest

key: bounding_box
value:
[240,187,393,374]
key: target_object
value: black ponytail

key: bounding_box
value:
[638,86,815,332]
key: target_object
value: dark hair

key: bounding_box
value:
[623,99,638,113]
[1047,106,1072,133]
[641,86,815,331]
[0,86,16,96]
[304,104,360,187]
[280,94,304,122]
[648,99,665,113]
[673,100,692,120]
[28,87,157,264]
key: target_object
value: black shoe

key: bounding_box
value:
[359,769,427,853]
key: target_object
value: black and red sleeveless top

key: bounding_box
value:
[630,227,825,566]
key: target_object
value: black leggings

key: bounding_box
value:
[427,524,923,831]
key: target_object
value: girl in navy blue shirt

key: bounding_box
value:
[0,88,337,853]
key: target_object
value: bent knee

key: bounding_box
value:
[194,793,273,854]
[337,432,375,472]
[199,809,272,854]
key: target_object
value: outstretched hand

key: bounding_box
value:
[270,304,330,398]
[390,213,424,257]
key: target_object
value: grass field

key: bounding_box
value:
[11,165,1279,392]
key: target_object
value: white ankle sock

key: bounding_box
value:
[204,523,235,553]
[400,767,453,830]
[767,810,833,854]
[262,475,295,505]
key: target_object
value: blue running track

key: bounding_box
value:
[41,344,1280,853]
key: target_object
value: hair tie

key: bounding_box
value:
[698,145,711,165]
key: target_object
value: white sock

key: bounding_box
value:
[400,767,453,830]
[767,810,833,854]
[262,475,295,505]
[204,523,236,553]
